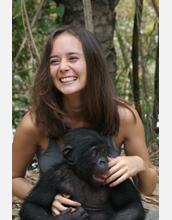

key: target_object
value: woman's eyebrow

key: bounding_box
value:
[68,52,81,55]
[49,55,59,59]
[49,52,81,59]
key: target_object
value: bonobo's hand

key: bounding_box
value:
[56,207,89,220]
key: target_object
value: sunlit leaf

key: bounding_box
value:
[54,3,65,18]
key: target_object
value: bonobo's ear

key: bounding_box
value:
[62,145,74,165]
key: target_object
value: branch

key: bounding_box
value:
[82,0,94,33]
[21,0,41,63]
[13,0,46,69]
[115,21,130,69]
[21,0,35,68]
[151,0,159,17]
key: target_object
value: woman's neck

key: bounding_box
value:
[62,94,89,129]
[62,95,82,118]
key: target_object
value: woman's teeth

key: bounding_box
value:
[60,77,77,83]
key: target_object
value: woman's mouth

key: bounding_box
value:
[60,77,77,83]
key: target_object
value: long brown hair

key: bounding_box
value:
[31,25,135,139]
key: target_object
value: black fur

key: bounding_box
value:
[20,128,145,220]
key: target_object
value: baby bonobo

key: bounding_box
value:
[20,127,145,220]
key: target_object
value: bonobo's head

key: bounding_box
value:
[62,128,109,186]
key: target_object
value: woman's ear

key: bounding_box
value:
[62,145,74,165]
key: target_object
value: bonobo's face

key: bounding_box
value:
[90,145,109,186]
[62,128,109,186]
[74,144,109,186]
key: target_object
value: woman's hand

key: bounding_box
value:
[52,194,81,216]
[104,156,145,187]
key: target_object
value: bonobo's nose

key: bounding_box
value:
[98,157,108,171]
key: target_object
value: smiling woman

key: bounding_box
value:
[29,25,116,139]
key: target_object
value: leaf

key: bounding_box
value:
[54,3,65,18]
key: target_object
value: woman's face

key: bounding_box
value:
[49,33,87,96]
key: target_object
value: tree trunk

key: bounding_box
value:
[153,34,159,128]
[131,0,143,117]
[54,0,119,84]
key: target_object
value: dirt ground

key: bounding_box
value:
[12,147,159,219]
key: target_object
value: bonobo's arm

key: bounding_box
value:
[20,167,61,220]
[110,179,145,220]
[20,165,89,220]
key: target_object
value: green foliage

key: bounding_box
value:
[12,0,64,128]
[54,3,65,18]
[114,0,159,148]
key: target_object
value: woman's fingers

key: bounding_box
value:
[104,156,136,187]
[105,166,129,185]
[52,197,68,214]
[52,194,81,216]
[52,206,62,216]
[108,172,129,187]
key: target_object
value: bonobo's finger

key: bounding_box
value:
[82,212,89,220]
[61,207,73,214]
[72,207,89,219]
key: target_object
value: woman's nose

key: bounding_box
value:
[59,60,69,73]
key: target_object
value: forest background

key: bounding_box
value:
[12,0,159,150]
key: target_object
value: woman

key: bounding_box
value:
[12,25,158,219]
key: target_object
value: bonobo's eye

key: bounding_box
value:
[102,148,107,155]
[91,150,97,158]
[102,149,106,153]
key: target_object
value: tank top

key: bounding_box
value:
[36,136,121,177]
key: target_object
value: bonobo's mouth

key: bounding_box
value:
[93,174,108,183]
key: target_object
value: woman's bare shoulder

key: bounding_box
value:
[117,104,145,143]
[118,104,140,126]
[14,110,45,146]
[19,111,36,129]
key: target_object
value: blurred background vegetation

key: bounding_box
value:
[12,0,159,150]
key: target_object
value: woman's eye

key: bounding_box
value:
[50,60,59,65]
[69,56,78,61]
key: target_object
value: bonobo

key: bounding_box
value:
[20,128,145,220]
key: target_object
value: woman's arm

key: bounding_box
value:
[12,111,44,199]
[105,106,157,196]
